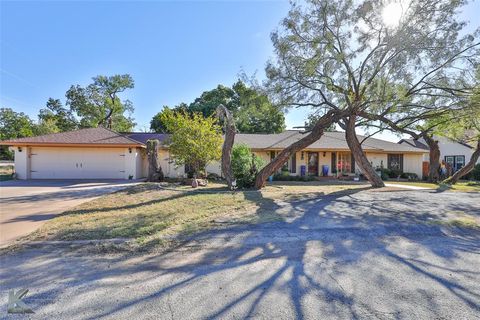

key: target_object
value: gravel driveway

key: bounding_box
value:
[1,189,479,319]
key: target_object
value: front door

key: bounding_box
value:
[307,152,319,176]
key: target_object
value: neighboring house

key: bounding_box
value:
[1,127,428,180]
[399,136,479,175]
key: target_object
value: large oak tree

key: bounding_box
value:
[66,74,136,132]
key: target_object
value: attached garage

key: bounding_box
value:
[30,147,127,179]
[2,127,147,180]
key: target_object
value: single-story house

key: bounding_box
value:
[399,136,480,175]
[1,127,428,180]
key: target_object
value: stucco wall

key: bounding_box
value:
[134,148,146,179]
[403,153,423,177]
[12,146,30,180]
[124,147,137,179]
[206,161,222,176]
[158,149,184,178]
[438,139,477,164]
[366,153,388,171]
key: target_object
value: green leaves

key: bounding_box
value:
[38,98,77,132]
[66,74,135,131]
[151,81,285,134]
[231,144,265,188]
[163,111,222,175]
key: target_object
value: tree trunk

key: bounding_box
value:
[216,104,236,189]
[254,110,341,189]
[443,139,480,184]
[345,115,385,188]
[146,139,164,182]
[423,134,440,183]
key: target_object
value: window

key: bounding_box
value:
[337,152,351,174]
[387,154,403,172]
[445,155,465,172]
[270,151,276,161]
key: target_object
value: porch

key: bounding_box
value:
[256,149,414,178]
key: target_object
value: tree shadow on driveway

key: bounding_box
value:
[1,188,479,319]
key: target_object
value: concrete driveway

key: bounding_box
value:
[0,189,479,319]
[0,180,139,246]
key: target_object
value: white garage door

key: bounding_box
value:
[30,147,126,179]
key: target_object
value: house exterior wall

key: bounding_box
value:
[124,147,137,179]
[12,146,30,180]
[158,149,184,178]
[136,148,147,178]
[126,147,147,179]
[438,140,478,164]
[366,153,388,171]
[206,161,222,176]
[401,137,479,165]
[403,153,423,176]
[11,145,426,180]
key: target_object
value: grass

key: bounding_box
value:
[0,165,14,181]
[432,210,480,229]
[26,181,367,249]
[385,180,480,192]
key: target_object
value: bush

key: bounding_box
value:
[231,144,265,188]
[389,169,402,178]
[400,172,418,180]
[379,168,391,180]
[206,172,223,181]
[272,174,316,182]
[471,163,480,181]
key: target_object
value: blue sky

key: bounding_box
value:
[1,0,479,141]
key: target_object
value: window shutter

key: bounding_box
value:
[350,153,355,173]
[400,154,404,172]
[290,153,296,173]
[331,152,337,172]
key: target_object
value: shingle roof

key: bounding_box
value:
[398,138,429,150]
[1,127,143,146]
[234,130,426,153]
[125,132,169,145]
[1,128,427,153]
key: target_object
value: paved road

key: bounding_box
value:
[0,189,479,319]
[0,180,139,245]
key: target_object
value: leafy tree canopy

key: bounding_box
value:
[0,108,35,140]
[150,81,285,134]
[0,108,36,160]
[304,113,336,131]
[163,111,223,176]
[233,81,286,133]
[66,74,136,132]
[38,98,78,132]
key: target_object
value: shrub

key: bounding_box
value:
[231,144,265,188]
[471,163,480,181]
[400,172,418,180]
[273,174,316,182]
[379,168,391,180]
[206,172,223,181]
[389,169,402,178]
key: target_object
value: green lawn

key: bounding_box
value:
[386,180,480,192]
[25,182,367,249]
